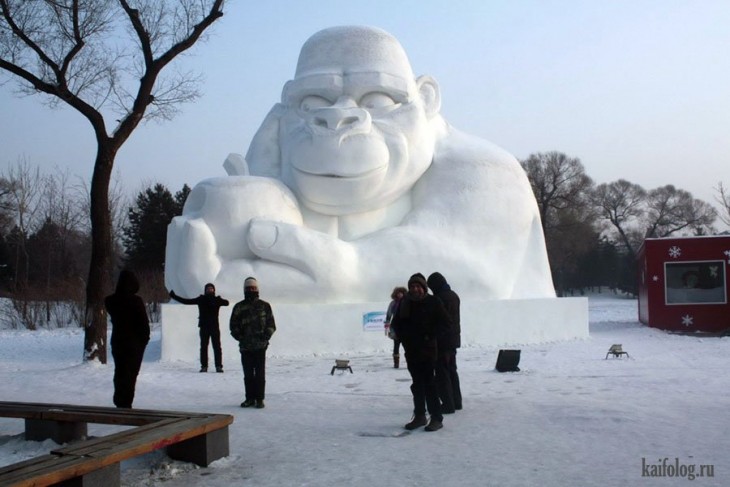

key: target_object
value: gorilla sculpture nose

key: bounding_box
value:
[311,106,369,132]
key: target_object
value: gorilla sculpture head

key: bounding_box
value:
[245,26,442,217]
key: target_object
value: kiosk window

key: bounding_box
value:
[665,261,726,305]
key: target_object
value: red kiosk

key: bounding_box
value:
[638,235,730,333]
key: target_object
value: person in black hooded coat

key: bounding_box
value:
[169,283,229,372]
[428,271,463,412]
[105,270,150,408]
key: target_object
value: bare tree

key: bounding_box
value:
[520,151,595,232]
[0,176,15,235]
[41,168,87,274]
[521,152,596,294]
[41,169,86,243]
[593,179,718,257]
[714,182,730,227]
[1,160,45,327]
[36,168,87,321]
[3,160,43,288]
[591,179,647,257]
[0,0,225,363]
[644,185,716,238]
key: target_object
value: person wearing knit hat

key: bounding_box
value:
[230,276,276,409]
[390,272,452,432]
[408,273,428,292]
[244,277,258,289]
[169,283,230,373]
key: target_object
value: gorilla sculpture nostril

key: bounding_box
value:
[339,116,359,128]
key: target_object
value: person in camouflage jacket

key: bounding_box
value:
[230,277,276,409]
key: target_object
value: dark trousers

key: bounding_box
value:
[406,355,442,422]
[200,326,223,369]
[241,349,267,401]
[436,349,462,411]
[392,338,402,355]
[112,345,145,408]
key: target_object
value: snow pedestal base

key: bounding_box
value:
[160,297,588,361]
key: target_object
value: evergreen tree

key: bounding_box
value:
[174,184,192,214]
[123,184,182,271]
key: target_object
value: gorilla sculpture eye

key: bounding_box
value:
[359,92,397,110]
[300,95,331,112]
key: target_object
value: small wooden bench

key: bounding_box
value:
[0,401,234,487]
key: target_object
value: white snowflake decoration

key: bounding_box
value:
[652,275,659,282]
[710,266,718,278]
[724,250,730,263]
[668,246,682,259]
[681,314,693,327]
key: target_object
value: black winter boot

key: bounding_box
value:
[404,415,427,430]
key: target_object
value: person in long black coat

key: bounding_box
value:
[105,270,150,408]
[169,283,229,372]
[391,273,451,432]
[428,271,463,413]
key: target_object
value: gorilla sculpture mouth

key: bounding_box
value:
[292,165,386,180]
[290,163,389,211]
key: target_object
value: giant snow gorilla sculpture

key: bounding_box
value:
[165,26,555,302]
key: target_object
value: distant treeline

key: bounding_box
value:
[1,153,729,328]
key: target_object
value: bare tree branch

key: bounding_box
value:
[714,182,730,227]
[645,185,716,237]
[520,151,595,232]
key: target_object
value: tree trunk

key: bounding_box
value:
[83,144,115,364]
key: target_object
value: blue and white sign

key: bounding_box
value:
[362,311,386,332]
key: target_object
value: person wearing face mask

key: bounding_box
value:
[169,283,230,373]
[391,273,451,432]
[229,277,276,409]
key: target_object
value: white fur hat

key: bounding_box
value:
[244,277,258,289]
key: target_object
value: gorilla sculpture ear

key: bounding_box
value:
[244,103,286,178]
[416,75,441,118]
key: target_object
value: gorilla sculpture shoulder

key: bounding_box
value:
[165,26,555,302]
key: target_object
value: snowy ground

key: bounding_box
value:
[1,292,728,486]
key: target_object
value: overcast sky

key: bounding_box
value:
[1,0,728,221]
